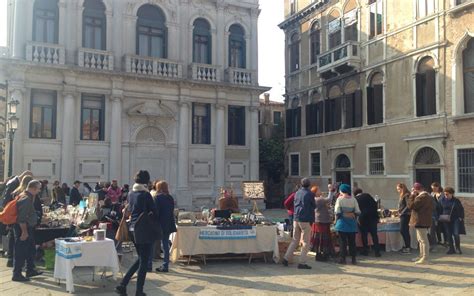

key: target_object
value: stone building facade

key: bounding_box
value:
[279,0,474,214]
[258,93,285,140]
[0,0,268,210]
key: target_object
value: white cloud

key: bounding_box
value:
[0,0,6,46]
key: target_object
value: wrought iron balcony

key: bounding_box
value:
[78,48,114,71]
[26,42,65,65]
[124,54,183,78]
[317,41,360,76]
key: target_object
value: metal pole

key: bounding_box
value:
[8,130,14,177]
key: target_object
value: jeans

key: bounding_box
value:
[415,228,430,261]
[121,242,152,294]
[443,220,461,251]
[399,215,411,249]
[161,233,171,269]
[284,221,311,264]
[436,221,446,243]
[338,232,356,259]
[359,221,380,253]
[287,215,294,236]
[12,225,36,277]
[7,228,15,260]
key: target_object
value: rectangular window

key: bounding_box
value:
[325,98,342,132]
[83,16,105,50]
[228,106,245,146]
[273,111,282,125]
[194,34,210,64]
[310,30,320,64]
[458,148,474,193]
[290,153,299,176]
[367,85,384,125]
[34,8,58,43]
[310,152,321,176]
[81,95,105,141]
[344,10,358,42]
[30,90,57,139]
[192,103,211,144]
[305,102,323,135]
[286,107,301,138]
[328,19,341,49]
[369,0,383,39]
[416,70,436,117]
[344,91,362,129]
[138,26,166,58]
[417,0,435,18]
[369,146,385,175]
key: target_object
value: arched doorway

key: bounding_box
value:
[335,154,351,185]
[414,147,441,192]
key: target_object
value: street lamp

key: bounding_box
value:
[7,99,19,177]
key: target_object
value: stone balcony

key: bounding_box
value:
[26,42,65,65]
[78,48,114,71]
[226,67,257,86]
[190,63,222,82]
[124,54,183,79]
[317,41,360,79]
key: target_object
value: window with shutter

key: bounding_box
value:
[463,38,474,113]
[295,107,302,137]
[416,57,436,117]
[317,101,324,134]
[334,97,342,130]
[344,94,354,129]
[228,106,245,146]
[354,90,363,127]
[367,86,375,125]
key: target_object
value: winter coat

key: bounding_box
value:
[440,196,466,235]
[154,193,177,234]
[355,193,379,227]
[293,188,316,223]
[408,191,434,228]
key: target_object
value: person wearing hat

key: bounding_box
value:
[407,182,434,264]
[282,178,316,269]
[69,180,83,206]
[334,183,361,265]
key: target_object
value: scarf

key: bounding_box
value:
[132,183,149,192]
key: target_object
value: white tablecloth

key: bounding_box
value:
[170,225,280,263]
[54,238,119,293]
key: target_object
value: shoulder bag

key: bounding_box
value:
[438,204,454,223]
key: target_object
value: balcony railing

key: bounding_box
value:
[124,54,183,78]
[190,63,221,82]
[317,41,360,73]
[226,68,257,85]
[78,48,114,71]
[26,42,65,65]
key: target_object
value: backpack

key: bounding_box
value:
[0,195,21,225]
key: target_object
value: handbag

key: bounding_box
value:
[439,204,454,223]
[115,206,130,242]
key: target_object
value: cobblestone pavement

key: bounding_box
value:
[1,213,473,295]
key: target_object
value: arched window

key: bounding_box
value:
[229,24,246,68]
[415,147,440,166]
[343,80,362,129]
[33,0,58,43]
[83,0,106,50]
[137,5,167,58]
[416,57,436,117]
[335,154,351,168]
[193,18,212,64]
[367,72,383,125]
[289,33,300,72]
[343,0,358,42]
[310,22,320,64]
[328,10,341,49]
[463,38,474,113]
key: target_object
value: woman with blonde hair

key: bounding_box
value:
[12,175,34,197]
[154,181,176,272]
[397,183,411,254]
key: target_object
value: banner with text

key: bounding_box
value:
[199,228,257,240]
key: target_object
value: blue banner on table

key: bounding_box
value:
[55,240,83,259]
[199,228,257,240]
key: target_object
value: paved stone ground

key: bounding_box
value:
[1,210,473,295]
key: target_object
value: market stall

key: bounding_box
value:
[170,225,280,264]
[54,237,119,293]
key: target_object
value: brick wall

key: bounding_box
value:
[458,197,474,225]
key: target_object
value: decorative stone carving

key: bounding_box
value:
[136,126,166,143]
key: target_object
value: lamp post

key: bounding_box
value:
[7,99,19,177]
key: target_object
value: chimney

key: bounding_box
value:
[264,93,270,104]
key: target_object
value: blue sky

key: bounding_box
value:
[0,0,285,101]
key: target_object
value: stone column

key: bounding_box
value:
[249,106,259,180]
[106,10,113,52]
[250,9,259,73]
[109,97,122,182]
[176,100,192,209]
[10,88,24,175]
[214,103,226,191]
[216,4,225,67]
[12,0,28,58]
[61,93,76,184]
[58,0,67,45]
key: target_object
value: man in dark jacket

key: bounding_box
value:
[408,183,434,265]
[12,180,43,282]
[355,189,381,257]
[282,178,316,270]
[69,181,83,206]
